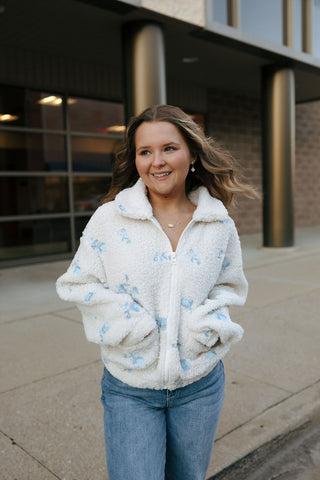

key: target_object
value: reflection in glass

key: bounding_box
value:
[0,177,68,216]
[293,0,302,51]
[0,114,19,122]
[73,176,111,212]
[213,0,228,24]
[0,218,71,260]
[75,216,91,243]
[68,97,125,134]
[0,132,66,171]
[0,86,64,130]
[313,0,320,58]
[71,136,121,172]
[241,0,283,44]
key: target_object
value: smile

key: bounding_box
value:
[152,172,171,178]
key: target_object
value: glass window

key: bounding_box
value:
[0,86,64,130]
[293,0,303,51]
[241,0,283,44]
[71,136,120,172]
[68,97,125,134]
[213,0,228,24]
[0,132,67,171]
[0,85,126,264]
[0,176,68,216]
[0,218,71,260]
[75,216,91,241]
[313,0,320,58]
[73,176,111,213]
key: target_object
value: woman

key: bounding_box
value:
[56,105,255,480]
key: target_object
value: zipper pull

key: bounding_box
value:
[171,252,177,264]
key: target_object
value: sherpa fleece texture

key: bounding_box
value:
[56,178,248,390]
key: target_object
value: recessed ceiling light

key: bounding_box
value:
[106,125,126,133]
[38,96,62,106]
[37,96,78,106]
[0,114,19,122]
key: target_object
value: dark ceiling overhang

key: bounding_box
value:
[76,0,138,15]
[0,0,319,103]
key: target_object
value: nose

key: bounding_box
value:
[152,151,165,168]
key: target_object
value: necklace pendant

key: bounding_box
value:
[167,223,175,228]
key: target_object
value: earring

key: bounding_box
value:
[191,163,195,173]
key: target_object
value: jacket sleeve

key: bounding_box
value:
[56,231,157,348]
[187,221,247,347]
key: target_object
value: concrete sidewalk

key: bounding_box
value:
[1,226,320,480]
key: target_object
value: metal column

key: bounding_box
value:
[123,21,167,123]
[302,0,313,54]
[262,67,295,247]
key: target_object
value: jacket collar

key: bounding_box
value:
[114,178,229,223]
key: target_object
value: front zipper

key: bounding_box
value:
[151,217,194,386]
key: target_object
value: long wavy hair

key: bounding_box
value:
[102,104,256,207]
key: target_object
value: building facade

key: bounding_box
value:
[0,0,319,266]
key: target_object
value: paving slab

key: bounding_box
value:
[1,363,106,480]
[0,314,100,392]
[243,255,320,320]
[243,274,317,310]
[225,289,320,393]
[246,254,320,285]
[240,226,320,269]
[0,261,68,323]
[1,433,58,480]
[215,367,289,437]
[53,307,82,323]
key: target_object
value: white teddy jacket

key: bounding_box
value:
[56,178,248,390]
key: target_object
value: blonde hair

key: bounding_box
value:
[102,104,256,207]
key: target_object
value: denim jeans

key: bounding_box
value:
[100,361,225,480]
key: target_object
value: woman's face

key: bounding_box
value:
[135,121,194,201]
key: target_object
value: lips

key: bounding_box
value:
[152,172,172,178]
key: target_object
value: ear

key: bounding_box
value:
[190,153,197,164]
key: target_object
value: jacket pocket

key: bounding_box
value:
[179,317,212,358]
[180,307,243,358]
[101,327,159,371]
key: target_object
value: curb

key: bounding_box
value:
[207,381,320,479]
[208,420,318,479]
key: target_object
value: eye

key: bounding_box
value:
[165,146,176,152]
[139,150,150,156]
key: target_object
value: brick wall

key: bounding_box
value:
[295,100,320,227]
[207,89,263,235]
[207,89,320,235]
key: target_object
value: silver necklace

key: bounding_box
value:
[154,208,194,229]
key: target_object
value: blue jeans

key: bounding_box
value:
[100,361,225,480]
